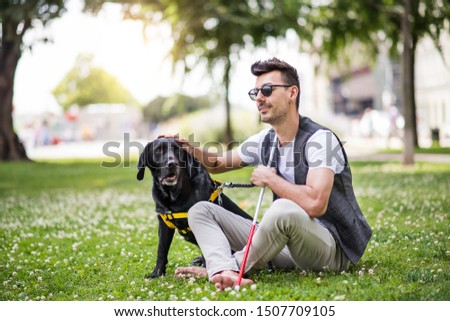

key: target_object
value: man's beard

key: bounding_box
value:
[259,102,285,125]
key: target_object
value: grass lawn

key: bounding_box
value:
[0,159,449,301]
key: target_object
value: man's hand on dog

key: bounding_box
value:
[158,134,194,154]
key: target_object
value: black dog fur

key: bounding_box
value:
[137,137,252,278]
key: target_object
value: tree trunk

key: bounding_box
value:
[223,56,234,149]
[411,39,419,147]
[401,0,415,165]
[0,20,29,161]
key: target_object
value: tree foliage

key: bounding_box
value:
[306,0,450,67]
[115,0,305,145]
[52,54,137,110]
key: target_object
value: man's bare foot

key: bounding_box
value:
[174,266,208,279]
[210,270,254,291]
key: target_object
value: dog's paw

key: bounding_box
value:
[146,267,166,279]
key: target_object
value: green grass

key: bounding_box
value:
[1,160,449,301]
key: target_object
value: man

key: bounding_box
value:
[168,58,372,291]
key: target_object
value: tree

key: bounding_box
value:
[52,54,137,109]
[302,0,450,165]
[119,0,301,147]
[0,0,66,161]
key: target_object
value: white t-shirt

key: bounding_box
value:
[237,128,345,183]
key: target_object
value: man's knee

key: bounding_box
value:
[188,201,214,226]
[264,198,311,227]
[188,200,211,218]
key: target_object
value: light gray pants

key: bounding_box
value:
[188,198,350,280]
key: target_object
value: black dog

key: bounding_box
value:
[137,137,252,278]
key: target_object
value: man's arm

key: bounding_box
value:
[190,146,246,174]
[162,135,246,174]
[250,166,334,217]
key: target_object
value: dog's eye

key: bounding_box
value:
[154,147,162,156]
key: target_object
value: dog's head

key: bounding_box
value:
[137,138,201,187]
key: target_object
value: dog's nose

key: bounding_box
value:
[167,159,176,168]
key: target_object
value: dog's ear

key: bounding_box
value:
[137,142,151,181]
[184,148,202,179]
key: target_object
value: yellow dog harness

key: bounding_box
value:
[158,179,223,235]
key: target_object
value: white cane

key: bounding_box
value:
[236,137,278,289]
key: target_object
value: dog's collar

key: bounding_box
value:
[158,179,224,234]
[209,179,223,204]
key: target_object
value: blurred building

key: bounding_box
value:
[415,34,450,141]
[77,104,143,141]
[329,34,450,145]
[15,103,145,149]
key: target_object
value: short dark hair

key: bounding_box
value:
[250,58,300,108]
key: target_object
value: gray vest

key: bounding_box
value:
[261,116,372,264]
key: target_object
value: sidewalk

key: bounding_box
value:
[349,152,450,163]
[26,138,450,164]
[343,136,450,163]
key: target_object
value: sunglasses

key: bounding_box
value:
[248,84,292,101]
